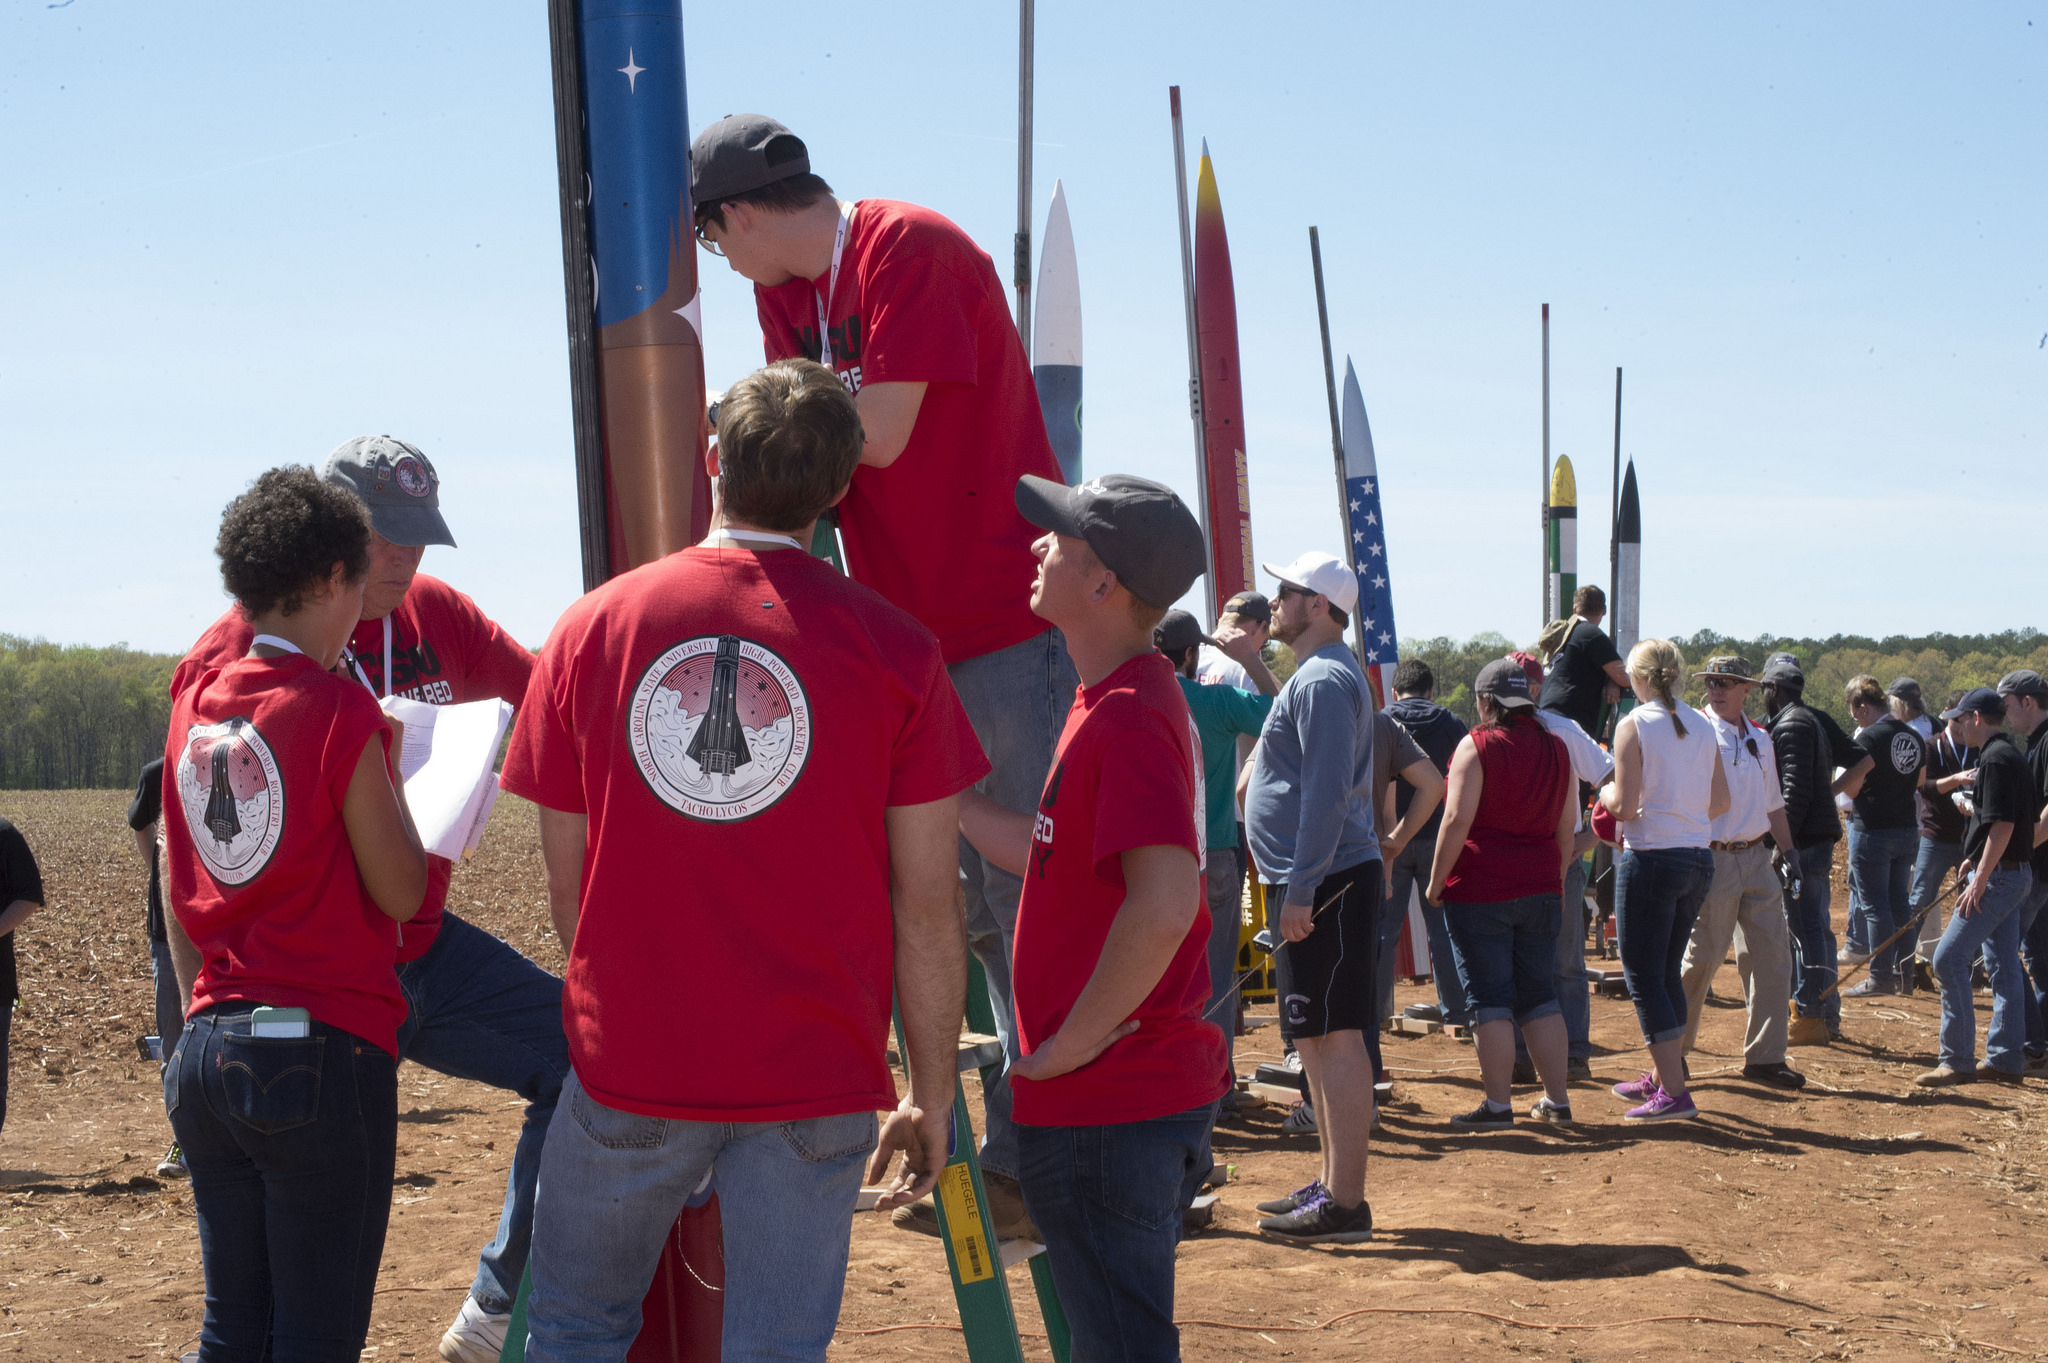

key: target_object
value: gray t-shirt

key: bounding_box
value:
[1246,643,1379,897]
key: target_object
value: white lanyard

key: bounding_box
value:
[707,529,807,553]
[814,201,854,369]
[250,634,304,656]
[342,616,393,698]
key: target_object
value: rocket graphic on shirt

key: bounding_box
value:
[175,717,285,885]
[629,634,811,822]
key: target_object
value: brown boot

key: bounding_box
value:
[888,1170,1041,1242]
[1787,1013,1830,1047]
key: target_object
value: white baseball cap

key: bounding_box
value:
[1262,551,1358,614]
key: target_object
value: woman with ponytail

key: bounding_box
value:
[1598,639,1730,1122]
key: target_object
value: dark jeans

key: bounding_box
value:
[1517,856,1592,1064]
[168,1005,398,1362]
[395,911,569,1314]
[1849,822,1919,987]
[1909,838,1965,961]
[1443,894,1564,1026]
[1615,847,1714,1044]
[1932,867,2034,1074]
[1784,842,1840,1024]
[2020,879,2048,1056]
[151,936,185,1061]
[1017,1102,1216,1363]
[0,999,11,1138]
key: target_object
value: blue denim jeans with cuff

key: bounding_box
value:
[1517,856,1592,1064]
[524,1070,876,1363]
[1615,846,1715,1045]
[1443,894,1565,1027]
[1931,865,2035,1075]
[1909,838,1966,961]
[1017,1102,1217,1363]
[947,628,1078,1182]
[167,1004,398,1363]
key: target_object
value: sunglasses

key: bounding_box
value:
[1703,676,1751,690]
[1273,584,1314,602]
[692,218,726,257]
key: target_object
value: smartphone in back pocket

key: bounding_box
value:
[251,1006,312,1038]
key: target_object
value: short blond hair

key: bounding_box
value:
[1626,638,1690,739]
[716,359,863,532]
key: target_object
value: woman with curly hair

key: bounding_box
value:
[1599,639,1729,1122]
[161,465,427,1360]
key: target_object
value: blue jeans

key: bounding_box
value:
[1203,845,1246,1074]
[1386,835,1471,1023]
[1844,822,1871,956]
[525,1070,876,1363]
[1615,847,1714,1044]
[167,1005,398,1362]
[1017,1102,1216,1363]
[151,936,185,1060]
[395,911,569,1314]
[1849,823,1920,988]
[1931,866,2035,1075]
[948,627,1078,1182]
[1784,842,1840,1025]
[1517,856,1592,1064]
[2018,878,2048,1055]
[1443,894,1564,1027]
[1910,839,1965,961]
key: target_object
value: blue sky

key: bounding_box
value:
[4,3,2041,656]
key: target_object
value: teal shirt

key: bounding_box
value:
[1176,675,1275,852]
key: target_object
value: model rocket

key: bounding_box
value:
[1032,181,1082,484]
[1547,456,1576,623]
[1341,360,1399,707]
[1191,141,1253,609]
[1613,459,1641,658]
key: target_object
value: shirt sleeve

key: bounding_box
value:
[0,824,44,906]
[1219,686,1275,739]
[1588,629,1622,670]
[129,758,165,830]
[1091,704,1199,875]
[887,646,992,806]
[1391,719,1427,774]
[1285,671,1364,898]
[498,633,588,814]
[1977,751,2028,828]
[858,242,981,387]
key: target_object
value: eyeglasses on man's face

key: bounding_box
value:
[693,218,725,257]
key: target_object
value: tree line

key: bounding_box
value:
[1,627,2042,788]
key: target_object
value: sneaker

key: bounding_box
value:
[1281,1100,1318,1134]
[1611,1071,1659,1102]
[1450,1101,1515,1131]
[2026,1050,2048,1077]
[1566,1058,1594,1083]
[155,1144,189,1180]
[1255,1178,1326,1215]
[1915,1064,1975,1088]
[1623,1087,1699,1123]
[1402,1003,1444,1022]
[1256,1189,1374,1245]
[890,1171,1040,1241]
[1529,1097,1575,1125]
[1842,977,1896,998]
[1741,1062,1807,1090]
[1838,947,1870,967]
[439,1296,512,1363]
[1787,1014,1831,1047]
[1283,1049,1304,1073]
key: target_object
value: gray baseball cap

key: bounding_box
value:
[1015,473,1207,610]
[1996,669,2048,702]
[691,115,812,212]
[322,436,456,548]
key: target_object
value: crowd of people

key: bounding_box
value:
[0,111,2044,1363]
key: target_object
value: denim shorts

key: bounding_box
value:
[1442,894,1565,1026]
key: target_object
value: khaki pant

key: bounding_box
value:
[1679,842,1792,1064]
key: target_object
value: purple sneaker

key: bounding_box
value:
[1611,1072,1659,1102]
[1623,1086,1699,1124]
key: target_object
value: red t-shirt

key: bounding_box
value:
[1443,718,1571,904]
[163,653,405,1053]
[172,574,534,961]
[755,199,1061,664]
[498,545,989,1122]
[1010,652,1231,1126]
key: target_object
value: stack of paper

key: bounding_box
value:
[378,695,515,861]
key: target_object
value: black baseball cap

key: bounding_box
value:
[1886,676,1924,706]
[1154,609,1217,655]
[1940,686,2006,721]
[1996,669,2047,702]
[1015,474,1207,610]
[691,115,812,211]
[1221,591,1271,626]
[1475,657,1536,711]
[322,436,455,548]
[1759,653,1805,689]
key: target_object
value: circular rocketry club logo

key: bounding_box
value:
[392,455,434,498]
[174,717,285,884]
[629,634,810,822]
[1890,733,1921,775]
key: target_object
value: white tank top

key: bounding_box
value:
[1623,700,1719,851]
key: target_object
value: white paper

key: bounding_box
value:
[379,696,514,861]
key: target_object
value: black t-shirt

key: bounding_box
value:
[1916,730,1975,844]
[2025,720,2048,879]
[1850,716,1926,831]
[1538,619,1620,737]
[128,759,166,943]
[1964,732,2039,868]
[1,817,48,1005]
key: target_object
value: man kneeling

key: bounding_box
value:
[502,360,987,1361]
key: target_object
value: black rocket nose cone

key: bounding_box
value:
[1618,461,1641,544]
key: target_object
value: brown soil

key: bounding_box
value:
[3,790,2043,1360]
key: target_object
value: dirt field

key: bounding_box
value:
[3,788,2044,1361]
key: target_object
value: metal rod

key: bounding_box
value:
[1540,303,1550,631]
[1610,365,1622,601]
[1013,0,1034,349]
[546,0,610,591]
[1308,227,1363,661]
[1169,86,1213,620]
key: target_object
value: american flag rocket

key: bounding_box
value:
[1340,359,1400,707]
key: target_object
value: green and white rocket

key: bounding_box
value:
[1547,455,1576,622]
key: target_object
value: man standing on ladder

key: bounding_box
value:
[692,115,1072,1239]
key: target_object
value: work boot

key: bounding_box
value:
[890,1170,1039,1242]
[1787,1013,1831,1047]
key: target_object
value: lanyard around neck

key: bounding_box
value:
[342,616,393,698]
[707,528,807,553]
[250,634,304,656]
[815,202,854,369]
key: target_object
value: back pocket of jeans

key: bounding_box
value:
[568,1082,668,1151]
[779,1110,878,1164]
[218,1033,324,1136]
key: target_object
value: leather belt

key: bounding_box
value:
[1709,837,1768,852]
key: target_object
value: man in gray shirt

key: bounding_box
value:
[1245,551,1378,1246]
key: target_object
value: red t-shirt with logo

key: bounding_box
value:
[755,199,1061,665]
[1010,652,1231,1126]
[172,574,534,962]
[163,653,405,1053]
[499,545,989,1121]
